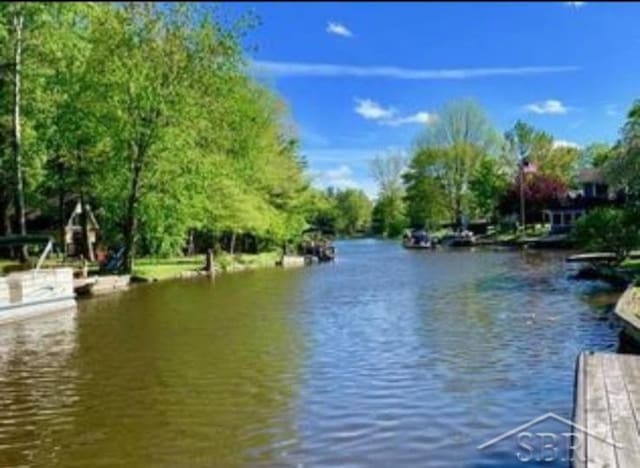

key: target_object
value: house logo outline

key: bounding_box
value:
[477,411,623,451]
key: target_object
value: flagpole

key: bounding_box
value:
[519,160,526,232]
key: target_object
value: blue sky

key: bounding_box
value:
[225,1,640,197]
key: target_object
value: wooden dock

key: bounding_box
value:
[567,251,640,263]
[573,351,640,467]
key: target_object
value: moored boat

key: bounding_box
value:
[446,230,476,247]
[402,229,433,249]
[0,236,76,325]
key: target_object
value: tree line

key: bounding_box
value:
[0,2,327,272]
[365,98,622,238]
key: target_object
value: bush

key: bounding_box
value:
[573,207,640,264]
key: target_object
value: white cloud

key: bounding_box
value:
[384,111,438,127]
[353,98,435,127]
[354,98,395,120]
[312,164,359,190]
[326,21,353,38]
[524,99,569,115]
[605,104,619,117]
[553,139,581,149]
[252,60,580,80]
[565,2,586,8]
[306,147,403,199]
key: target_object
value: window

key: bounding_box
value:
[584,183,594,198]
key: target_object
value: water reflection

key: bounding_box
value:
[0,309,78,467]
[0,242,626,467]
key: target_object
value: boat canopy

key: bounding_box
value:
[0,235,53,246]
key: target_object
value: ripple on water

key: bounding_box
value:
[0,242,625,467]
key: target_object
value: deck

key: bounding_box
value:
[567,251,640,263]
[573,352,640,467]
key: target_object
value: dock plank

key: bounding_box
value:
[574,352,588,468]
[602,354,640,468]
[573,352,640,468]
[584,353,617,467]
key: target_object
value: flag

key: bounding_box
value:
[521,158,537,174]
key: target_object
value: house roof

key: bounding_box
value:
[578,168,606,184]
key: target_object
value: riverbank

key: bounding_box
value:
[567,256,640,289]
[1,251,285,282]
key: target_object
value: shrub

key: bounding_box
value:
[572,207,640,264]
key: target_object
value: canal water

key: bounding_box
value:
[0,240,623,467]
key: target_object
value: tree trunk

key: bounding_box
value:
[229,231,236,255]
[0,198,13,258]
[79,191,95,262]
[56,157,67,257]
[12,13,27,262]
[122,161,142,273]
[186,229,195,256]
[58,186,66,257]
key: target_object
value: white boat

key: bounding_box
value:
[0,236,76,325]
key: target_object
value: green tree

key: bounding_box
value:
[573,207,640,264]
[402,147,448,229]
[369,151,407,236]
[83,3,255,269]
[579,142,612,169]
[414,99,499,223]
[546,145,580,185]
[605,101,640,198]
[504,120,578,185]
[332,188,371,236]
[371,193,406,238]
[469,155,509,221]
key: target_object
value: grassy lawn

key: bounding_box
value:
[2,251,282,281]
[132,256,204,281]
[132,252,280,281]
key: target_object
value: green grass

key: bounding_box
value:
[132,252,280,281]
[215,252,280,271]
[132,263,200,281]
[2,251,282,281]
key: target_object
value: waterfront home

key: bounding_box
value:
[542,168,623,234]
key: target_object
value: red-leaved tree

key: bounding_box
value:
[498,173,568,224]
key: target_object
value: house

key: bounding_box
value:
[542,168,621,234]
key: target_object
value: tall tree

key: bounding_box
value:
[605,101,640,198]
[504,120,578,184]
[579,142,612,169]
[85,3,250,270]
[414,99,499,223]
[402,147,448,229]
[369,151,407,236]
[332,188,371,236]
[370,151,405,196]
[469,155,509,221]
